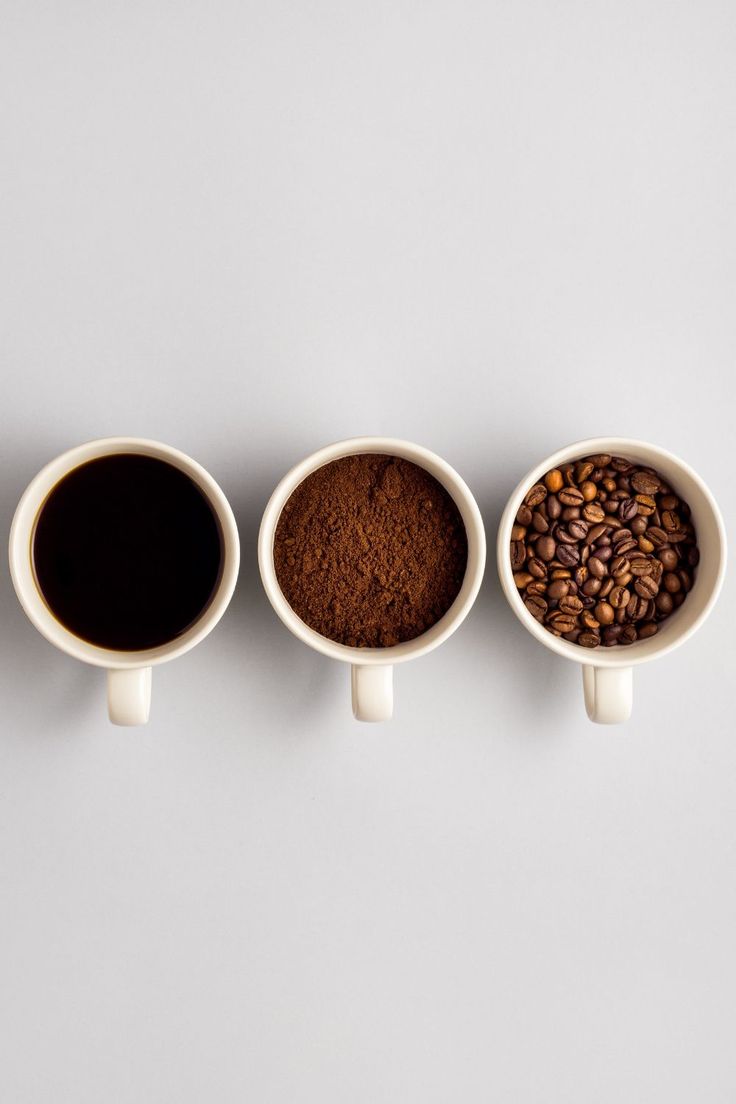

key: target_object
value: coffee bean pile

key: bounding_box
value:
[510,454,699,648]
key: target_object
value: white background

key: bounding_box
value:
[1,2,735,1101]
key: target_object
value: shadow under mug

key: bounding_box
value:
[497,437,727,724]
[9,437,240,726]
[258,437,487,721]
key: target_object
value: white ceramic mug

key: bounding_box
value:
[258,437,486,721]
[497,437,726,724]
[9,437,240,726]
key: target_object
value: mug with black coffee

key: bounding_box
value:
[9,438,240,725]
[258,438,486,721]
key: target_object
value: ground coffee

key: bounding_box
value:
[274,454,468,647]
[510,454,699,647]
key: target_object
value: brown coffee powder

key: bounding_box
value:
[273,454,468,647]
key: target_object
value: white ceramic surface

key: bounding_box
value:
[9,437,240,725]
[497,437,727,723]
[259,437,486,721]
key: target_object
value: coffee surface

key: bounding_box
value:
[33,454,223,651]
[510,454,699,647]
[273,454,468,647]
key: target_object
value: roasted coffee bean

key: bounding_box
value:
[588,556,606,578]
[568,519,588,540]
[556,527,579,545]
[511,541,526,570]
[525,483,547,507]
[611,527,632,545]
[628,556,653,577]
[635,493,656,516]
[558,486,584,507]
[511,455,698,650]
[546,494,562,519]
[626,594,648,620]
[646,526,667,546]
[631,471,660,495]
[545,469,564,493]
[528,557,548,579]
[634,575,659,599]
[657,547,678,571]
[586,523,609,545]
[617,498,638,521]
[559,594,583,615]
[557,544,579,567]
[594,600,615,625]
[656,591,674,615]
[536,535,556,562]
[663,571,681,593]
[573,461,593,483]
[661,509,681,531]
[546,611,577,633]
[610,554,629,576]
[524,595,547,620]
[609,584,630,609]
[598,578,614,598]
[686,545,700,567]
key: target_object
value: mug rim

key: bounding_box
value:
[258,436,487,666]
[497,436,727,668]
[8,436,240,669]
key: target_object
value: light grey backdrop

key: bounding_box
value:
[1,2,735,1101]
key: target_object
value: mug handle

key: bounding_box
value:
[582,665,632,724]
[107,668,152,726]
[351,665,393,722]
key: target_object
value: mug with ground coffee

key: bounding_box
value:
[497,438,726,724]
[9,438,240,725]
[259,438,486,721]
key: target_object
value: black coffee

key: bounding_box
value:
[32,454,223,651]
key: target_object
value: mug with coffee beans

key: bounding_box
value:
[497,438,726,723]
[9,438,240,725]
[258,438,486,721]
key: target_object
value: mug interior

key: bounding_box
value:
[498,438,726,668]
[258,437,486,666]
[9,437,240,669]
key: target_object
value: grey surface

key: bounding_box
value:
[1,1,735,1101]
